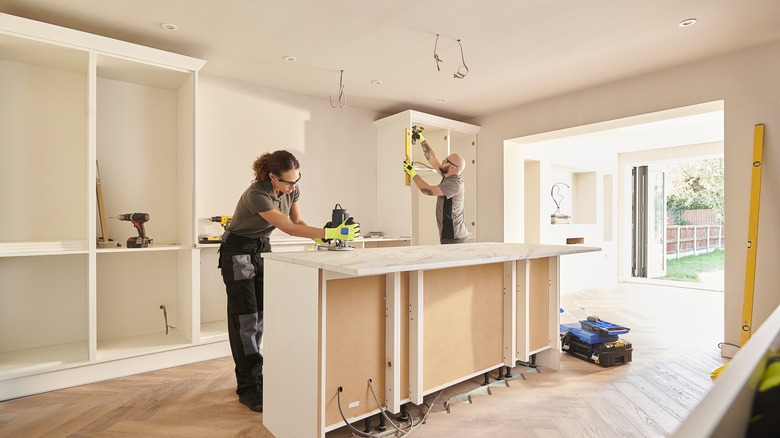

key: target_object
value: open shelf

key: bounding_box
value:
[200,320,229,343]
[0,341,89,380]
[96,244,191,254]
[96,331,191,362]
[0,240,89,257]
[0,33,89,244]
[95,53,195,249]
[0,254,89,374]
[96,250,193,359]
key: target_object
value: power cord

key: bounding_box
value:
[337,380,444,437]
[718,342,740,349]
[337,387,381,438]
[412,161,435,171]
[367,379,444,437]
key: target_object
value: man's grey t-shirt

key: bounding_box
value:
[436,174,468,240]
[227,179,300,239]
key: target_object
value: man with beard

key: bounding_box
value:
[403,133,468,244]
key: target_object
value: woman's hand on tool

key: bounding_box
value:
[325,218,360,241]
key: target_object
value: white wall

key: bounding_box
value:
[473,39,780,356]
[196,75,381,236]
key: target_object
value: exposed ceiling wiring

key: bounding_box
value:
[330,69,346,108]
[453,39,469,79]
[433,33,444,71]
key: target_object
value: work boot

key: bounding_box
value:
[239,385,263,412]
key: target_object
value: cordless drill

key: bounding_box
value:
[198,216,233,244]
[210,216,232,229]
[117,213,152,248]
[411,125,424,145]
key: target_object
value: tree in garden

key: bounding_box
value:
[667,158,724,225]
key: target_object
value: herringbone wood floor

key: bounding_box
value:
[0,282,726,438]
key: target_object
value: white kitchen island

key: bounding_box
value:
[261,242,599,438]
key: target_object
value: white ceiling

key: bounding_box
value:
[2,0,780,120]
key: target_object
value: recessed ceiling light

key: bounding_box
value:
[371,80,383,85]
[436,98,448,103]
[284,56,297,62]
[679,18,697,27]
[161,23,178,31]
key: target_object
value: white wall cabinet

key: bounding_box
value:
[374,110,479,245]
[0,13,230,401]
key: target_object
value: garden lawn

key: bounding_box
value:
[655,249,724,282]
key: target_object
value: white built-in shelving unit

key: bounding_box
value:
[0,13,231,401]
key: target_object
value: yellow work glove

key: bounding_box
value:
[325,218,360,241]
[411,126,425,144]
[314,223,331,244]
[402,160,417,178]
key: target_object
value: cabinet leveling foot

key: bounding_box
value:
[516,354,538,368]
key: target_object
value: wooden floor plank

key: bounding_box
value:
[601,387,667,438]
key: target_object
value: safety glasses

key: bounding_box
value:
[275,173,301,186]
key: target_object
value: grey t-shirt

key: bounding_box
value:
[227,180,300,239]
[436,174,468,240]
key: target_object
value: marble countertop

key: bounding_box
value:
[262,241,600,276]
[196,235,411,248]
[271,235,410,244]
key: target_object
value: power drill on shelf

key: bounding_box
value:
[116,213,153,248]
[198,216,232,244]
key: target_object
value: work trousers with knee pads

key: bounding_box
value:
[218,233,271,395]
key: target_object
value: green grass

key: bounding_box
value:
[654,249,724,282]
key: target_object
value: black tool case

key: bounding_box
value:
[561,333,633,367]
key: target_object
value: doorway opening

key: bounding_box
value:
[635,157,725,289]
[503,101,724,294]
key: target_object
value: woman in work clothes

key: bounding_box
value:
[218,150,360,412]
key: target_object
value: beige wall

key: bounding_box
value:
[473,39,780,355]
[197,74,382,234]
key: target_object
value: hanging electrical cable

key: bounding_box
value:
[453,39,468,79]
[366,379,444,437]
[336,387,381,438]
[336,380,444,437]
[330,69,346,108]
[433,33,444,71]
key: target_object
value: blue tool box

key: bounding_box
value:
[579,319,630,336]
[561,334,633,367]
[560,317,632,367]
[560,323,618,344]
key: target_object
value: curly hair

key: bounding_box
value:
[252,150,300,182]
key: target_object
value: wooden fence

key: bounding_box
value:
[667,208,720,226]
[666,225,724,259]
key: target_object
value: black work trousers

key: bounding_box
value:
[218,233,271,395]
